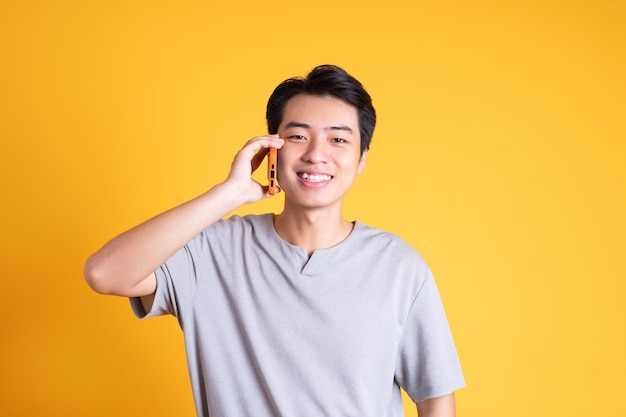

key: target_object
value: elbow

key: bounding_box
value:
[84,255,115,295]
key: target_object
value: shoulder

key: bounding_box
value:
[352,222,424,257]
[349,221,430,276]
[206,213,274,235]
[185,214,274,253]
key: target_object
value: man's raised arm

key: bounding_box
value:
[84,135,283,297]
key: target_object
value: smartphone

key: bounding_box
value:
[267,147,278,195]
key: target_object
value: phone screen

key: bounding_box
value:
[267,147,278,195]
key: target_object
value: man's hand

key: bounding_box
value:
[85,135,284,297]
[225,134,284,204]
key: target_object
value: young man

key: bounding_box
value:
[84,65,465,417]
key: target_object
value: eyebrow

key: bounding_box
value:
[284,121,354,134]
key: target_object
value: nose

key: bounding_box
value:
[301,137,330,164]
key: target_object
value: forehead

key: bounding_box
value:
[280,94,359,131]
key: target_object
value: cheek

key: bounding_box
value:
[276,146,298,169]
[275,150,288,182]
[338,153,366,173]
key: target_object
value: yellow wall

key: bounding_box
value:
[1,1,624,416]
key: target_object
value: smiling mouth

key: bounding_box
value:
[299,172,333,183]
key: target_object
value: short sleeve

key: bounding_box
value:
[395,270,465,402]
[129,241,202,326]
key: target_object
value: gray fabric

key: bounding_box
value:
[131,214,465,417]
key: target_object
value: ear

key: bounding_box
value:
[357,149,368,174]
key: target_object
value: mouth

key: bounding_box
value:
[298,172,333,183]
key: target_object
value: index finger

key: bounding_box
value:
[245,135,284,171]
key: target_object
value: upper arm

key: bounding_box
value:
[416,393,456,417]
[127,272,157,298]
[129,273,157,315]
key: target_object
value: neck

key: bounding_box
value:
[274,207,353,256]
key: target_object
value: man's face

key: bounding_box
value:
[276,94,367,212]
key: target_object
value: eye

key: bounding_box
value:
[288,135,307,140]
[331,137,347,143]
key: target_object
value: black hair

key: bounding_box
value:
[266,65,376,155]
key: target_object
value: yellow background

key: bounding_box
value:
[1,1,624,416]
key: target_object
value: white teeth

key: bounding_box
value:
[301,173,332,182]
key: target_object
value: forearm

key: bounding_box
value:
[84,135,283,297]
[84,182,245,295]
[416,393,456,417]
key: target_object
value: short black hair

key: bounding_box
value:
[266,65,376,155]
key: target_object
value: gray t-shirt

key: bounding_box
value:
[131,214,465,417]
